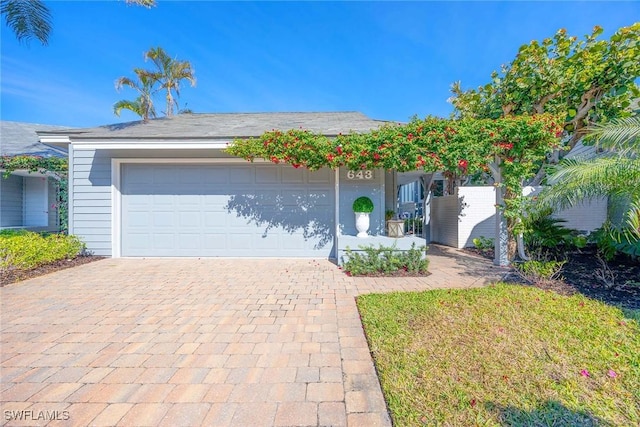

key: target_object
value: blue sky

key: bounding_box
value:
[1,1,638,128]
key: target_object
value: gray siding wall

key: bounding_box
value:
[72,149,114,255]
[338,168,385,236]
[0,174,24,227]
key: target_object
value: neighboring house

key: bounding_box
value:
[0,121,69,232]
[40,112,408,259]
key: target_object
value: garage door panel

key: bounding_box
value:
[178,194,201,205]
[234,167,254,184]
[152,167,177,185]
[203,233,227,249]
[152,211,174,227]
[308,168,332,183]
[179,211,201,227]
[179,168,202,184]
[127,233,151,249]
[309,190,332,205]
[229,234,253,249]
[253,233,280,249]
[178,234,201,250]
[153,234,175,250]
[255,166,279,183]
[202,168,229,184]
[282,168,304,183]
[121,164,334,257]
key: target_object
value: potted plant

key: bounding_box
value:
[353,196,374,238]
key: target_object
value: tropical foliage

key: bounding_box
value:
[227,114,562,226]
[1,0,155,45]
[114,47,195,121]
[540,116,640,259]
[144,46,196,117]
[449,24,640,153]
[114,68,158,121]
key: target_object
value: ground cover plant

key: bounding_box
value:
[357,284,640,426]
[342,243,428,276]
[0,230,86,285]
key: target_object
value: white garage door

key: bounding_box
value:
[121,163,335,257]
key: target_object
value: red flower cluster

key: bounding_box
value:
[496,142,514,150]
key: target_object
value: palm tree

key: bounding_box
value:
[540,116,640,239]
[144,46,196,117]
[1,0,51,44]
[114,68,158,121]
[113,96,155,121]
[1,0,155,45]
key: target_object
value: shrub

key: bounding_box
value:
[342,243,428,275]
[472,236,494,251]
[0,231,85,272]
[352,196,374,213]
[520,208,581,259]
[515,259,566,283]
[591,223,640,260]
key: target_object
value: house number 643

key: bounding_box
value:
[346,170,373,180]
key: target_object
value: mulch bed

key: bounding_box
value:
[344,270,431,277]
[465,247,640,310]
[1,256,104,287]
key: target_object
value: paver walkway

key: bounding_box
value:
[1,245,508,426]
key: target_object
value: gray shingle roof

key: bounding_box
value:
[37,112,391,140]
[1,121,69,157]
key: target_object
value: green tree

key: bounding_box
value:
[143,46,196,117]
[1,0,155,45]
[449,24,640,155]
[114,68,158,122]
[540,116,640,255]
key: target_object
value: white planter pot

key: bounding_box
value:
[355,212,370,238]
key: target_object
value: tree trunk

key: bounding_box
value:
[166,91,173,117]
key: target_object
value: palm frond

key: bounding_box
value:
[113,96,156,121]
[542,157,640,210]
[113,99,141,117]
[125,0,156,7]
[143,46,195,116]
[1,0,51,45]
[587,115,640,155]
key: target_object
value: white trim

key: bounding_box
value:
[111,159,122,258]
[5,169,52,178]
[68,145,74,235]
[39,135,71,144]
[111,158,268,165]
[334,168,340,258]
[61,141,232,150]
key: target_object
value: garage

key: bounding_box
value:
[119,162,335,257]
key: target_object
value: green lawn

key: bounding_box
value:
[357,284,640,426]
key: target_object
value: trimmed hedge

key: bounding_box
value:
[0,230,85,271]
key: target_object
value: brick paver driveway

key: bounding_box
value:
[1,246,506,426]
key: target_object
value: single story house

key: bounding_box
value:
[0,121,69,232]
[40,112,423,259]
